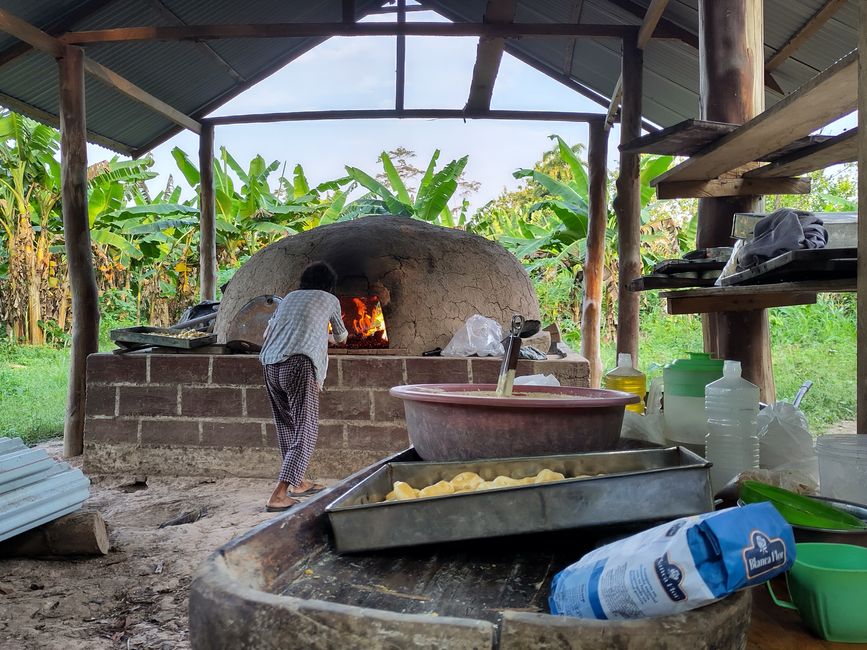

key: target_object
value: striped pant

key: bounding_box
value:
[263,355,319,486]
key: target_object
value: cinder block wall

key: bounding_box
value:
[84,353,589,478]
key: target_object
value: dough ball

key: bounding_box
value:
[534,469,566,483]
[419,480,455,498]
[393,481,418,500]
[449,471,483,492]
[517,476,537,485]
[385,490,397,501]
[475,480,499,491]
[492,475,521,487]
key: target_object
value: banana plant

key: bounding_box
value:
[340,149,470,227]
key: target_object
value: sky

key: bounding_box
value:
[84,8,858,212]
[86,9,623,212]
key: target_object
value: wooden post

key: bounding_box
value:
[198,122,216,301]
[395,0,406,110]
[858,0,866,434]
[613,34,642,366]
[581,119,609,387]
[59,45,98,458]
[697,0,775,402]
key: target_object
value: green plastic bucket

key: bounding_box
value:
[768,543,867,643]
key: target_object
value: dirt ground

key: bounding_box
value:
[0,440,334,650]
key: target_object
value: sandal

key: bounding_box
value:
[265,497,299,512]
[289,482,327,497]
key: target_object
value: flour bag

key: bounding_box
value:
[549,502,795,619]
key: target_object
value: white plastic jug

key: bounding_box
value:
[705,360,760,493]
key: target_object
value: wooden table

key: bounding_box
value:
[748,576,861,649]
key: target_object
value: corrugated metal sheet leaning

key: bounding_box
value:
[0,436,90,543]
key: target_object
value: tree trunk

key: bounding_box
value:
[613,35,643,366]
[697,0,775,401]
[0,511,109,558]
[59,46,99,458]
[581,119,609,387]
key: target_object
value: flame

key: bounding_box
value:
[333,296,388,348]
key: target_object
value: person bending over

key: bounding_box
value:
[259,261,347,511]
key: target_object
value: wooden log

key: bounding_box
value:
[613,35,642,366]
[464,0,517,112]
[580,120,608,387]
[198,122,217,301]
[0,511,109,557]
[696,0,774,402]
[859,0,867,435]
[59,46,99,458]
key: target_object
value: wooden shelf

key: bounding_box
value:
[650,51,857,185]
[660,279,855,314]
[620,118,833,160]
[744,128,857,178]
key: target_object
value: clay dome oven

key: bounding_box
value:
[215,216,541,356]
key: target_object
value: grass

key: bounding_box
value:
[566,294,857,434]
[0,295,857,444]
[0,342,69,444]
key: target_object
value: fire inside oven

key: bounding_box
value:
[331,296,388,349]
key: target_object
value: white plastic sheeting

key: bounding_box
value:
[0,437,90,542]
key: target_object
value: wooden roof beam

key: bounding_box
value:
[651,50,857,185]
[0,8,201,134]
[58,22,674,43]
[604,0,669,131]
[465,0,517,112]
[0,0,117,69]
[766,0,848,73]
[206,108,610,126]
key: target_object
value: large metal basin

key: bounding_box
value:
[389,383,639,461]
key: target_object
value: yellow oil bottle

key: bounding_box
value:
[603,353,646,414]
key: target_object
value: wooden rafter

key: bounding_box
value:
[766,0,848,73]
[465,0,517,112]
[206,108,611,126]
[605,0,669,130]
[57,22,667,43]
[0,8,201,134]
[0,0,117,69]
[651,51,857,185]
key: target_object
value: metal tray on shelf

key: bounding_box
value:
[325,446,712,553]
[110,326,216,350]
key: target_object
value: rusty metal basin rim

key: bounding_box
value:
[389,383,640,408]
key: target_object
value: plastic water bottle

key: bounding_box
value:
[603,353,646,414]
[704,360,760,493]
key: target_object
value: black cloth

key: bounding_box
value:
[737,209,827,270]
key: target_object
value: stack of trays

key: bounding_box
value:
[326,447,712,553]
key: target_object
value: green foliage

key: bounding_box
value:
[0,341,68,443]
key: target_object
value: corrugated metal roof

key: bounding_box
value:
[0,0,859,153]
[0,437,90,542]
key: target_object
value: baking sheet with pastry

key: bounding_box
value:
[325,447,712,553]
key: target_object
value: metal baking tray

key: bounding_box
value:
[110,326,216,350]
[325,447,712,553]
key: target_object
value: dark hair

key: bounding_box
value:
[299,261,338,293]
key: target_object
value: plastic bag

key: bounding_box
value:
[549,503,795,620]
[620,377,666,446]
[441,315,504,358]
[758,401,815,470]
[514,374,561,387]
